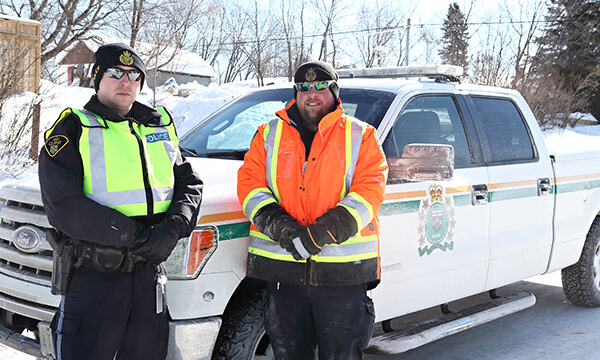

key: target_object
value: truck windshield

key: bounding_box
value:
[179,87,395,159]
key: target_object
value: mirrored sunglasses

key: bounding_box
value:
[105,67,142,82]
[295,80,334,93]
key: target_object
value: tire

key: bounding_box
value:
[211,286,274,360]
[562,217,600,307]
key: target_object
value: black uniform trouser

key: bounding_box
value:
[50,262,168,360]
[265,282,375,360]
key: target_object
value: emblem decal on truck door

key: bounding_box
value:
[418,185,455,256]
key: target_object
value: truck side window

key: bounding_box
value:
[383,95,472,167]
[471,97,535,162]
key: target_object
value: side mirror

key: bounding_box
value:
[388,144,454,181]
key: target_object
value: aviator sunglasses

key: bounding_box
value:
[295,80,334,93]
[105,67,142,82]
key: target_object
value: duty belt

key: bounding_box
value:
[76,242,145,273]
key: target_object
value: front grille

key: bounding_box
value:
[0,197,53,288]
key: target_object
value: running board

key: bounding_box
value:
[365,290,536,355]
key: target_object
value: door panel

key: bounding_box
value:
[469,97,554,289]
[373,94,490,321]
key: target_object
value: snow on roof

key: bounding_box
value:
[0,13,41,25]
[55,35,215,78]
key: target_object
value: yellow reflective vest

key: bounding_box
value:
[47,107,178,217]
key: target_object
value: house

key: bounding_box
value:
[56,36,215,88]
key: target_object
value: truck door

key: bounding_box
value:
[467,96,554,289]
[373,94,490,320]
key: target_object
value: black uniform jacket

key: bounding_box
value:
[38,95,203,249]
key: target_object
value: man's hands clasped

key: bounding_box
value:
[132,215,185,265]
[277,221,336,261]
[253,203,358,261]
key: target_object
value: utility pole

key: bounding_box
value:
[405,18,410,66]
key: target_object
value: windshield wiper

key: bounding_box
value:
[180,146,198,156]
[205,150,248,160]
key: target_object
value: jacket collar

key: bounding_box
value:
[84,95,162,125]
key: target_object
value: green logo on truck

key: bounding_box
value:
[418,185,455,256]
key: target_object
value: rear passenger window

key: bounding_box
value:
[383,95,472,167]
[471,97,535,163]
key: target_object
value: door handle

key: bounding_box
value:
[471,184,488,205]
[538,178,551,196]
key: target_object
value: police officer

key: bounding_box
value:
[39,43,202,360]
[237,61,388,359]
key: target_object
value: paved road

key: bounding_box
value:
[365,271,600,360]
[2,271,600,359]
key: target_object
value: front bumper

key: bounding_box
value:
[0,316,222,360]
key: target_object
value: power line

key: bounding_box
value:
[218,17,599,47]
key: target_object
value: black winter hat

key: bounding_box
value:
[293,60,340,100]
[92,43,146,92]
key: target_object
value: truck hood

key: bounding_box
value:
[186,158,246,224]
[186,158,243,186]
[0,158,246,224]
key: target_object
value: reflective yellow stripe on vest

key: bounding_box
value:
[68,108,178,217]
[240,119,283,222]
[248,116,377,264]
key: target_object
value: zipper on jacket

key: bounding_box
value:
[129,119,154,216]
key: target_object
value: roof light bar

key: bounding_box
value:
[337,65,464,79]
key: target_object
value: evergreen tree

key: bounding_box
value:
[535,0,600,119]
[438,3,469,70]
[536,0,600,77]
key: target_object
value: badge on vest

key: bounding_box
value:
[146,132,170,143]
[44,135,69,157]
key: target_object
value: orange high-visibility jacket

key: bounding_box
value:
[237,99,388,286]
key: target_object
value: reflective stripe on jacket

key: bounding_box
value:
[238,99,388,286]
[50,107,178,217]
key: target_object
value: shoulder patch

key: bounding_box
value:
[44,135,69,157]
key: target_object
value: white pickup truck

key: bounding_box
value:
[1,65,600,359]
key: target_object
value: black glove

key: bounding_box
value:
[285,207,359,261]
[314,206,358,244]
[253,203,298,243]
[282,224,327,261]
[277,221,304,260]
[132,216,183,265]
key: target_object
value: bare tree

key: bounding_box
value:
[505,0,545,88]
[190,0,226,67]
[236,0,278,86]
[354,0,402,68]
[136,0,203,104]
[468,12,511,86]
[310,0,347,64]
[417,27,440,64]
[0,0,119,65]
[220,3,251,83]
[277,0,308,80]
[108,0,162,47]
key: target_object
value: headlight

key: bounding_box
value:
[164,225,218,279]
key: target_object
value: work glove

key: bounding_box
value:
[277,221,305,260]
[132,215,184,265]
[314,206,359,245]
[286,224,327,260]
[285,206,359,261]
[253,203,298,243]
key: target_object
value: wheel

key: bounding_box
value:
[211,285,274,360]
[562,217,600,307]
